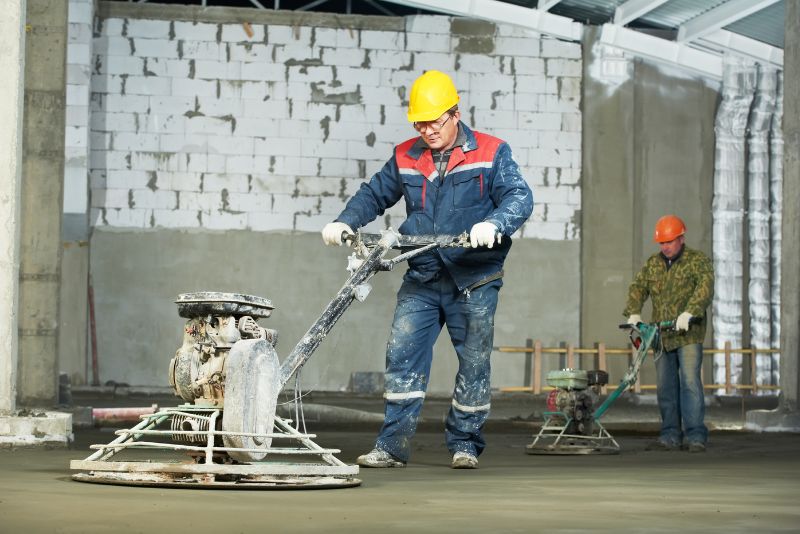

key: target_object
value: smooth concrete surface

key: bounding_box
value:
[580,28,718,386]
[18,0,67,406]
[0,411,72,447]
[778,0,799,414]
[58,240,89,386]
[85,229,579,392]
[0,0,26,414]
[0,427,798,533]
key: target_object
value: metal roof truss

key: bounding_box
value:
[384,0,783,77]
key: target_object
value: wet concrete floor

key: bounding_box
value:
[1,427,798,533]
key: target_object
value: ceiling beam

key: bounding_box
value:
[613,0,670,26]
[379,0,583,41]
[700,29,784,68]
[677,0,782,42]
[600,23,722,78]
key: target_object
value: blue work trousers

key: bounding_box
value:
[654,343,708,445]
[374,273,500,462]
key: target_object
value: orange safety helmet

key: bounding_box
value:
[653,215,686,243]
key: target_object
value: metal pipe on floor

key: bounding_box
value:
[92,404,159,426]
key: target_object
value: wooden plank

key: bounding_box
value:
[524,338,533,389]
[597,343,607,395]
[725,341,732,395]
[566,343,575,369]
[533,340,542,394]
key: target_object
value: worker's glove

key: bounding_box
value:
[321,222,354,246]
[627,314,641,326]
[676,312,693,332]
[469,222,501,249]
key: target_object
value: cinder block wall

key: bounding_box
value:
[73,2,583,391]
[87,7,582,238]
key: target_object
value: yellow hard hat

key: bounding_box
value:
[407,70,460,123]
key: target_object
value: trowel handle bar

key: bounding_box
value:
[353,233,468,249]
[618,317,701,330]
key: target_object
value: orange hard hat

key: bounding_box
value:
[653,215,686,243]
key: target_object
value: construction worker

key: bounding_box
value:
[624,215,714,452]
[321,70,533,469]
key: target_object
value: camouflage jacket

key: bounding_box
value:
[623,246,714,351]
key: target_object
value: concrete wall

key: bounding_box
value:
[58,4,730,395]
[74,3,583,392]
[581,28,719,385]
[89,230,578,392]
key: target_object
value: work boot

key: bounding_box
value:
[687,442,706,453]
[645,439,679,451]
[356,448,406,468]
[451,451,479,469]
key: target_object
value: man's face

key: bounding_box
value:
[659,235,685,259]
[413,110,460,151]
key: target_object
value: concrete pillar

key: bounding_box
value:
[747,0,800,430]
[17,0,68,406]
[0,1,26,415]
[0,0,72,446]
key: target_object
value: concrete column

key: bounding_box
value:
[17,0,68,405]
[580,28,636,383]
[580,28,716,386]
[0,0,72,446]
[0,1,26,415]
[747,0,800,430]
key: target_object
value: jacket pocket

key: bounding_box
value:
[402,175,426,212]
[452,171,484,210]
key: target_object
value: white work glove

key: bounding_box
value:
[469,222,501,249]
[321,222,354,246]
[676,312,693,332]
[627,314,641,326]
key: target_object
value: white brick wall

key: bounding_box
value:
[64,0,95,214]
[88,14,582,240]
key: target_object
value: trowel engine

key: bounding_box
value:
[168,293,277,408]
[167,292,280,459]
[545,369,609,436]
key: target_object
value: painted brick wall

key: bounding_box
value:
[89,12,582,240]
[64,0,94,215]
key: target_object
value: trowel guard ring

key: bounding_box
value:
[175,292,274,319]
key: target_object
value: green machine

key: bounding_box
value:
[526,320,682,455]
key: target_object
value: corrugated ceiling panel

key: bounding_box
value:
[725,1,784,48]
[547,0,625,25]
[638,0,730,29]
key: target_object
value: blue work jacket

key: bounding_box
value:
[336,123,533,291]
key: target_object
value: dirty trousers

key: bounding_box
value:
[374,273,500,462]
[655,343,708,445]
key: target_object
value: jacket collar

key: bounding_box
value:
[660,244,686,271]
[408,122,476,159]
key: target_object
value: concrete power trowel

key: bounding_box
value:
[526,319,687,455]
[70,229,471,489]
